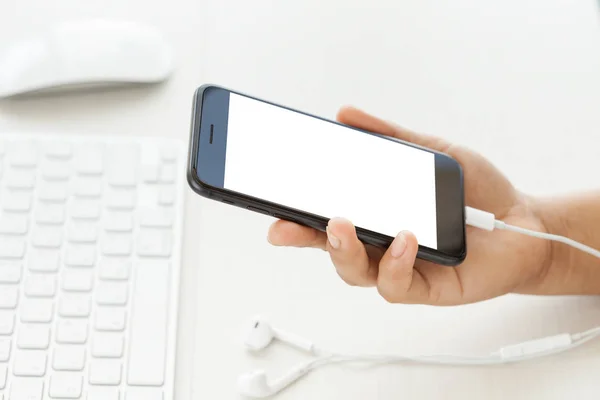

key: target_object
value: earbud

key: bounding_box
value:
[237,364,311,398]
[244,316,315,354]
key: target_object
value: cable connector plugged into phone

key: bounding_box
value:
[465,206,600,259]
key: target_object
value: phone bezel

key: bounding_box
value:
[187,84,467,266]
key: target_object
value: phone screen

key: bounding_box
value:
[192,86,466,263]
[223,93,438,249]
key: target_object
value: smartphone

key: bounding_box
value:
[187,84,467,266]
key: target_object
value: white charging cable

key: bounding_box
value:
[238,207,600,398]
[465,206,600,258]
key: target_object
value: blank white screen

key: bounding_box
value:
[224,93,438,249]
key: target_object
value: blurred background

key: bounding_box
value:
[1,0,600,399]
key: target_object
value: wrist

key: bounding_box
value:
[534,194,600,295]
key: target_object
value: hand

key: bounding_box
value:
[267,106,553,305]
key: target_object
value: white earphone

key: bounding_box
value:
[243,318,315,354]
[239,316,600,398]
[238,317,318,398]
[237,207,600,398]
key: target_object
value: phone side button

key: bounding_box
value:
[273,214,298,223]
[247,206,271,216]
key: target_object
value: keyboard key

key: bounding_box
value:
[92,332,124,357]
[0,311,15,334]
[158,188,176,206]
[0,238,26,259]
[161,146,178,163]
[71,199,101,219]
[9,377,44,399]
[0,285,19,308]
[28,250,60,272]
[25,274,56,297]
[49,373,83,398]
[74,177,103,197]
[41,160,71,180]
[0,263,22,283]
[8,142,37,167]
[99,259,130,281]
[35,203,65,224]
[62,269,93,292]
[56,319,88,344]
[5,169,36,189]
[106,189,136,210]
[13,350,47,376]
[38,182,68,202]
[75,146,104,175]
[45,142,72,158]
[20,299,53,323]
[65,245,96,267]
[96,282,128,305]
[159,164,176,183]
[102,233,132,256]
[0,214,29,234]
[0,337,10,362]
[31,226,62,248]
[104,212,133,232]
[59,294,91,317]
[2,191,32,212]
[53,346,86,371]
[95,308,126,331]
[0,365,5,389]
[89,360,122,385]
[137,229,172,257]
[107,159,138,187]
[141,165,160,183]
[67,222,98,243]
[17,324,50,349]
[88,387,120,400]
[108,172,137,188]
[139,210,173,228]
[127,261,168,386]
[126,387,164,400]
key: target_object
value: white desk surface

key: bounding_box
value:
[2,0,600,398]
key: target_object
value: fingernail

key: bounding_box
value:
[390,232,407,258]
[326,226,341,249]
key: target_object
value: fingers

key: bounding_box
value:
[268,220,326,250]
[268,218,379,286]
[376,231,468,305]
[326,217,378,287]
[336,106,450,153]
[376,231,429,303]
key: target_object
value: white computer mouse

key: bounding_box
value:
[0,19,174,98]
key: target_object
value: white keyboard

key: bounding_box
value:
[0,134,185,400]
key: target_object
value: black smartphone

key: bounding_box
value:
[187,84,467,266]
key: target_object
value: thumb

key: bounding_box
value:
[376,231,428,304]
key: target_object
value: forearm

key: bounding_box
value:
[535,191,600,295]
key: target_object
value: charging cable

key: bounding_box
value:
[465,206,600,259]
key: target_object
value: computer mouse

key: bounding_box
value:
[0,19,174,98]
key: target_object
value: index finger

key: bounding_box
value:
[267,219,327,250]
[336,106,450,153]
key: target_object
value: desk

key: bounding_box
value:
[1,0,600,399]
